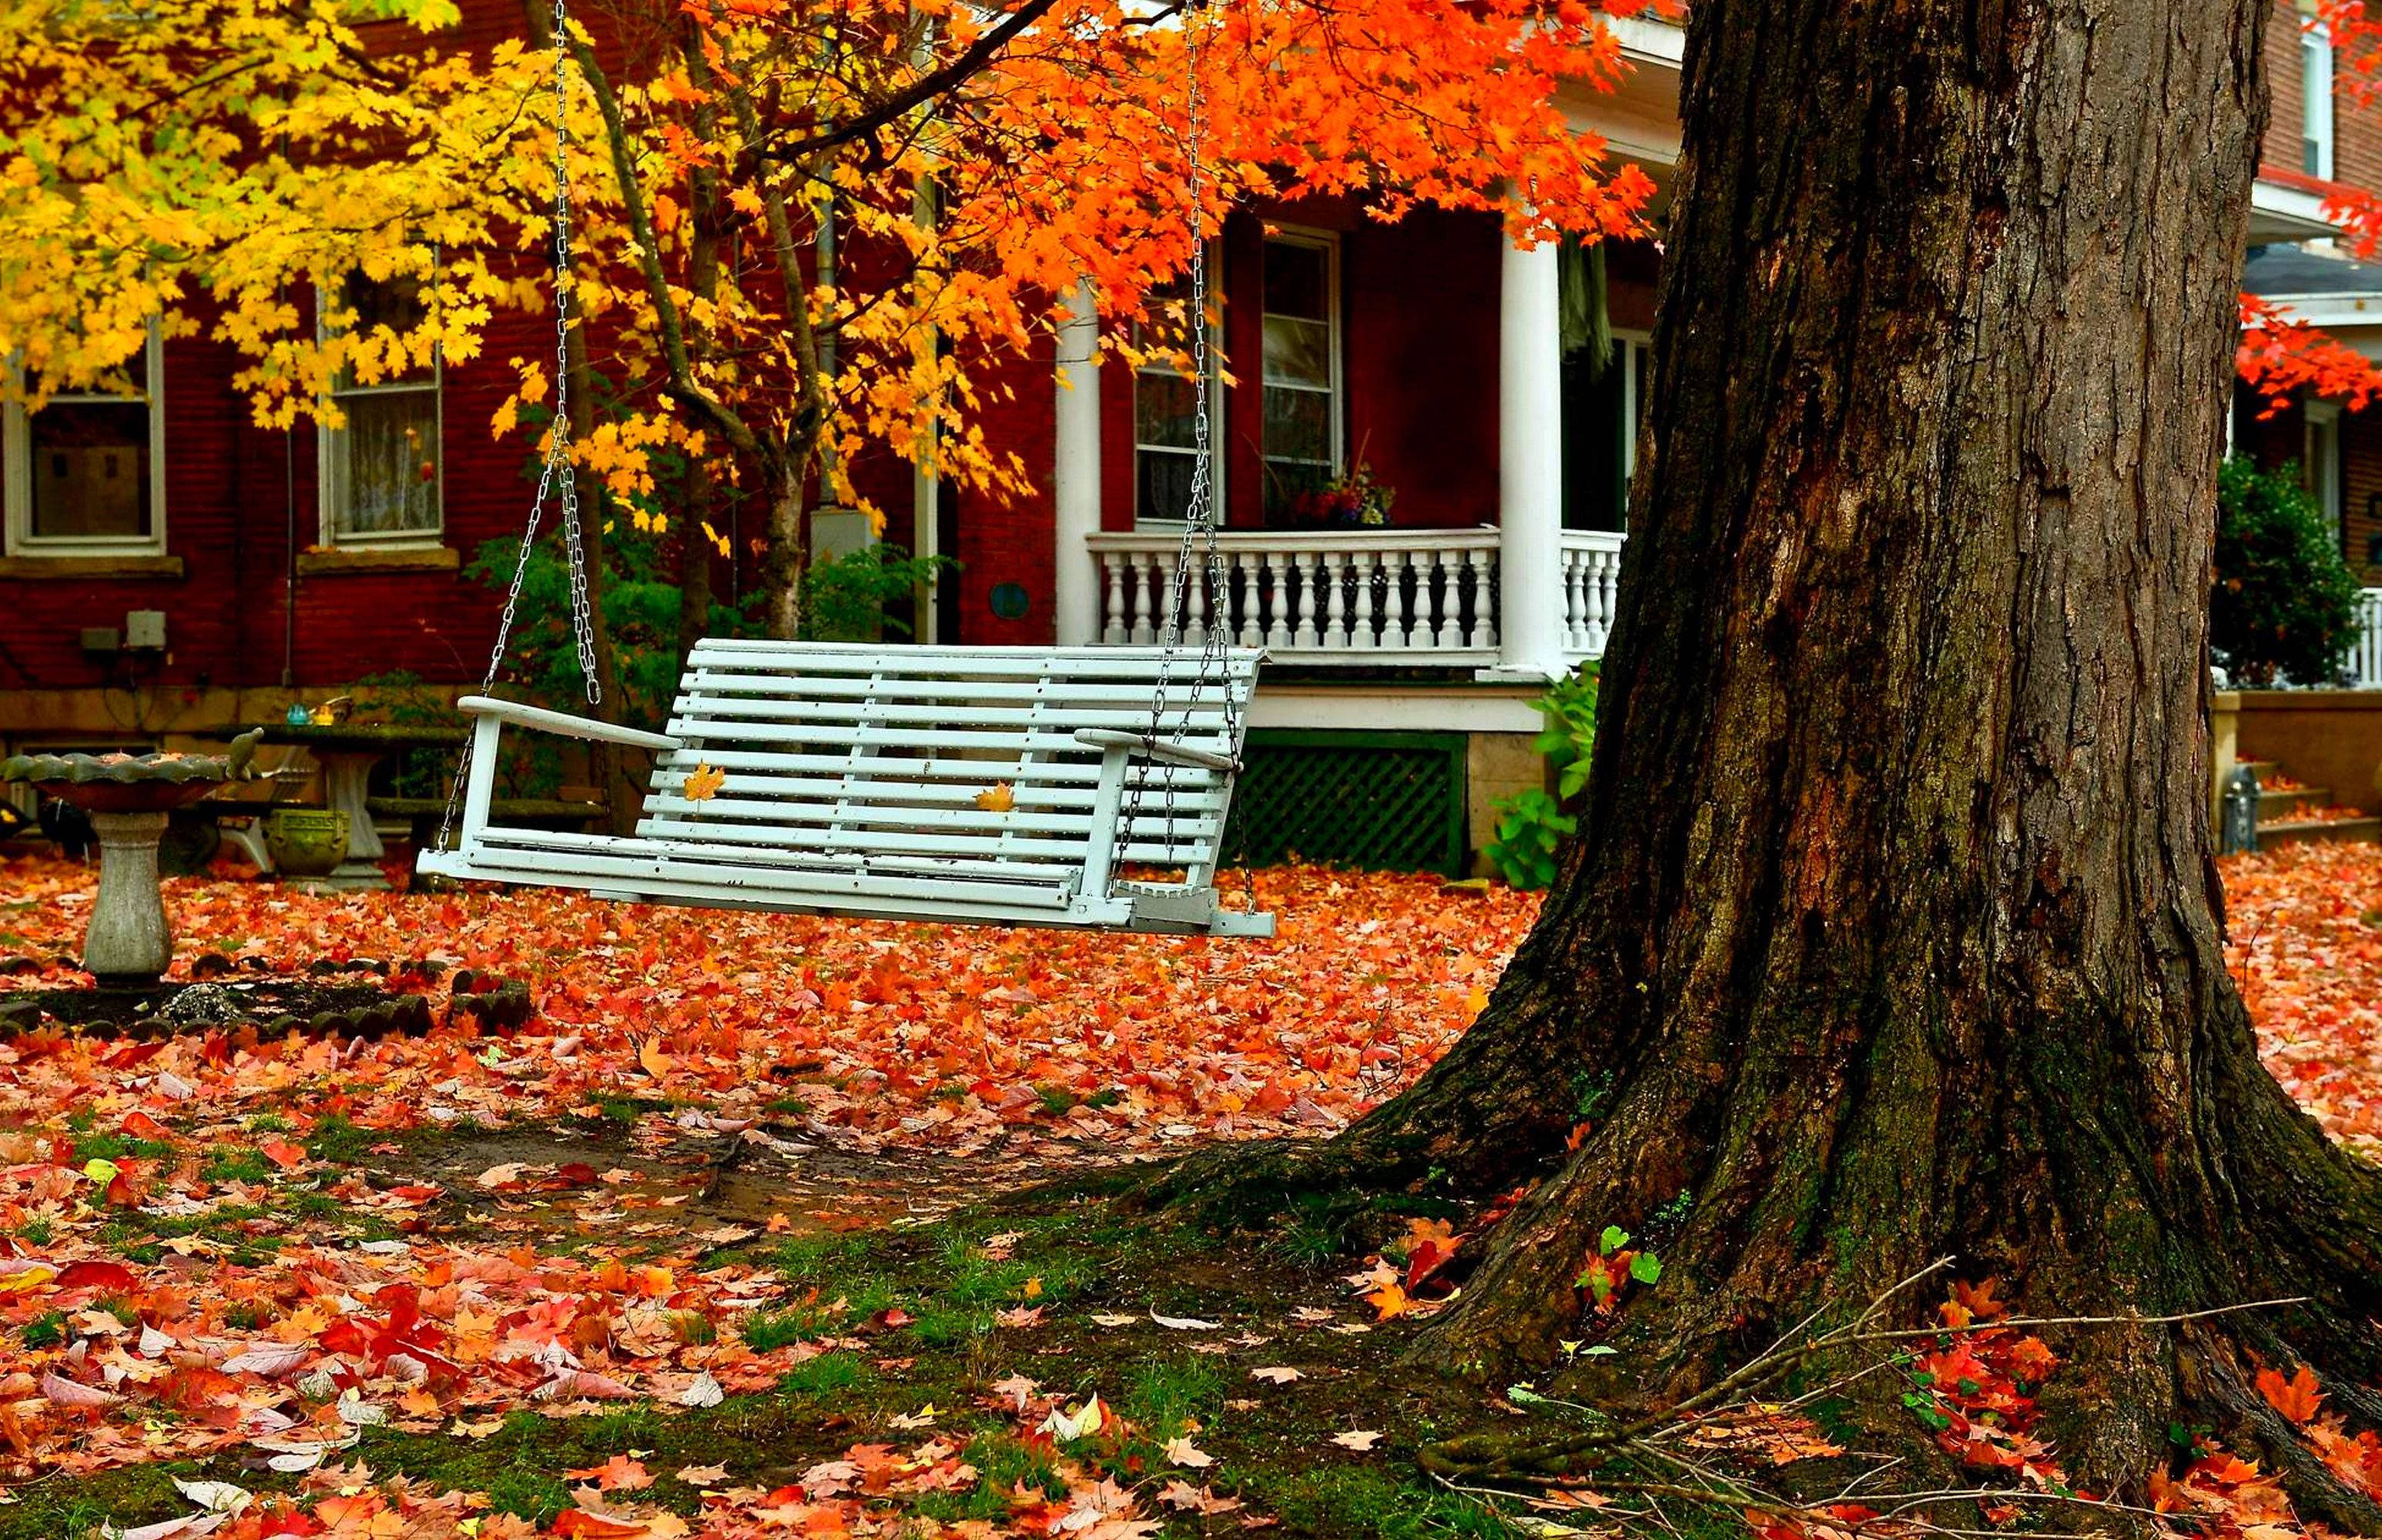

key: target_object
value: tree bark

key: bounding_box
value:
[1168,0,2382,1513]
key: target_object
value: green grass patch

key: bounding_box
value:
[1258,1466,1519,1539]
[778,1351,874,1398]
[306,1113,370,1164]
[1121,1353,1226,1438]
[201,1149,273,1185]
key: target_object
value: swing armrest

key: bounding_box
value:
[457,696,683,752]
[1074,728,1241,774]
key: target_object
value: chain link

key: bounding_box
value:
[1114,0,1247,912]
[437,0,601,854]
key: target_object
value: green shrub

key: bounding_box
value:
[2212,455,2364,687]
[1482,667,1597,889]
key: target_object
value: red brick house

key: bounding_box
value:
[5,2,2379,868]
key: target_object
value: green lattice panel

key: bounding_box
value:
[1224,730,1468,876]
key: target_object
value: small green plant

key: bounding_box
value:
[1575,1224,1660,1310]
[1483,667,1597,889]
[2212,455,2364,686]
[801,544,956,643]
[1484,790,1573,889]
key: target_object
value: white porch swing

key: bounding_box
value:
[417,0,1272,937]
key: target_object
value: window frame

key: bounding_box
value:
[316,276,447,550]
[2306,397,2344,543]
[2,323,168,558]
[1615,330,1650,504]
[1131,244,1228,530]
[1258,227,1344,510]
[2304,18,2337,180]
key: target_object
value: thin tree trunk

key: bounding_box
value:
[763,462,806,641]
[1167,0,2382,1515]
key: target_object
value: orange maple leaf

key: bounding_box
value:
[974,782,1016,813]
[1948,1278,2005,1321]
[682,763,726,802]
[638,1037,675,1080]
[565,1453,654,1491]
[2256,1364,2325,1424]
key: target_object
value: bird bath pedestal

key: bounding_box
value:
[2,737,261,984]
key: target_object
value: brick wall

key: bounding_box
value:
[2264,0,2382,193]
[2266,1,2312,178]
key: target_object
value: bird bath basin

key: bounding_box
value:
[2,734,262,983]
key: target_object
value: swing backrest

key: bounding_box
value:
[638,641,1263,894]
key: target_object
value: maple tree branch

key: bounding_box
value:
[533,5,766,464]
[753,0,1067,163]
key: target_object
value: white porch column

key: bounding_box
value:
[1052,282,1104,646]
[1494,232,1567,679]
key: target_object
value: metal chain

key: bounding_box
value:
[437,0,601,853]
[1114,0,1245,909]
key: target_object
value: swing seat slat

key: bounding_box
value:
[416,641,1273,937]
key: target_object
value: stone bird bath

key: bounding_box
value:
[3,732,263,983]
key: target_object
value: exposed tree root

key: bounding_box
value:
[1416,1262,2382,1537]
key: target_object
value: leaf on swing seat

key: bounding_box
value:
[682,764,725,803]
[974,782,1016,814]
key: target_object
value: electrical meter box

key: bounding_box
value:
[124,610,167,651]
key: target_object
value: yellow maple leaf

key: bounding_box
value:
[974,782,1016,813]
[682,764,725,802]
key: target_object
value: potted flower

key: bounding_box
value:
[1281,438,1397,528]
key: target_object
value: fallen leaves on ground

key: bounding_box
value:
[2225,843,2382,1159]
[0,845,2378,1535]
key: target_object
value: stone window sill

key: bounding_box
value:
[296,545,461,575]
[0,554,183,579]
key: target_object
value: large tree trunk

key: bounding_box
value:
[1173,0,2382,1512]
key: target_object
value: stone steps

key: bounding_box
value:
[2241,754,2380,849]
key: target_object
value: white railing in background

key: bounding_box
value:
[1559,530,1627,657]
[2357,588,2382,689]
[1085,526,1630,668]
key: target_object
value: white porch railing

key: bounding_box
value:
[2357,588,2382,689]
[1084,526,1627,668]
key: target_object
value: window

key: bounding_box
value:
[2305,17,2336,179]
[1260,233,1340,521]
[320,273,442,545]
[1562,333,1648,532]
[1133,276,1221,525]
[2306,399,2343,541]
[2,324,166,557]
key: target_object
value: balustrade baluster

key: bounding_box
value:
[1152,557,1180,644]
[1320,551,1350,649]
[1263,553,1292,648]
[1184,560,1208,645]
[1468,549,1497,651]
[1412,551,1442,652]
[1289,552,1320,649]
[1124,553,1147,644]
[1381,551,1409,649]
[1565,553,1589,652]
[1101,554,1128,644]
[1347,550,1378,649]
[1588,552,1615,654]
